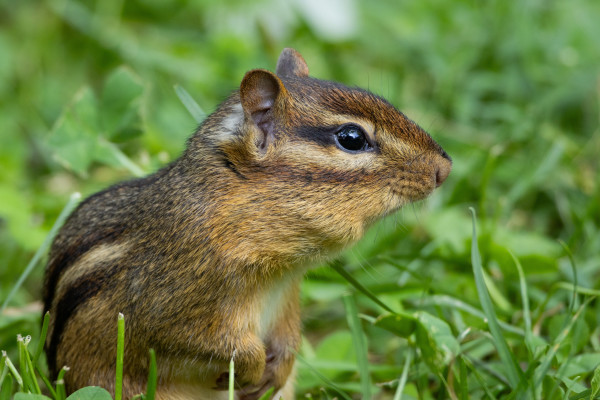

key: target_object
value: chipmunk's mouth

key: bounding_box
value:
[388,151,451,204]
[389,179,436,204]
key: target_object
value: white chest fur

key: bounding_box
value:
[257,273,300,340]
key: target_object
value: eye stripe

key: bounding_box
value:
[293,125,338,146]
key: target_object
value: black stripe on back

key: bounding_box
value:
[43,225,126,315]
[46,264,121,377]
[42,171,166,316]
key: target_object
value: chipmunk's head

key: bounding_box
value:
[194,48,451,262]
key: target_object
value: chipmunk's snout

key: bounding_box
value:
[434,151,452,187]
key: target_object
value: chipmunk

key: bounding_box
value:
[43,48,451,400]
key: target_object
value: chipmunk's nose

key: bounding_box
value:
[435,150,452,187]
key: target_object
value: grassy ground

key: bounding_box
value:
[1,0,599,399]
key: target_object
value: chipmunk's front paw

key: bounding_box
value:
[213,335,266,391]
[236,344,295,400]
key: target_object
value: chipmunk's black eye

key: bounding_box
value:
[335,125,369,152]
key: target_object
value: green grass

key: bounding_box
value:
[1,0,600,399]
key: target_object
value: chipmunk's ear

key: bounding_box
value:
[240,69,285,153]
[276,48,309,78]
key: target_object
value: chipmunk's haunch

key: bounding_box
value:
[43,48,451,400]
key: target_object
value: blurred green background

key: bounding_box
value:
[1,0,599,398]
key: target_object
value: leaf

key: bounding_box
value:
[374,310,458,373]
[590,364,600,399]
[48,87,100,176]
[561,353,600,378]
[315,331,354,360]
[13,394,52,400]
[100,66,145,141]
[301,281,348,302]
[416,294,525,336]
[374,313,418,338]
[0,186,46,249]
[495,230,561,259]
[257,387,275,400]
[48,68,146,177]
[65,387,113,400]
[541,375,564,400]
[414,311,459,371]
[424,207,473,255]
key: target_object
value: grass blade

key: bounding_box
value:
[392,350,413,400]
[468,361,496,400]
[558,240,579,318]
[3,351,23,390]
[1,192,81,312]
[330,260,395,313]
[0,364,5,390]
[458,355,468,400]
[18,335,33,392]
[343,293,372,400]
[0,375,12,400]
[0,352,9,392]
[115,313,125,400]
[34,312,50,365]
[554,284,600,297]
[34,365,58,399]
[482,269,512,313]
[414,294,525,336]
[229,353,234,400]
[145,349,157,400]
[568,389,593,400]
[504,141,564,212]
[534,298,593,387]
[20,336,41,394]
[591,364,600,399]
[56,367,69,400]
[509,251,534,354]
[174,84,206,124]
[510,251,538,399]
[98,138,145,177]
[294,353,353,400]
[469,207,520,389]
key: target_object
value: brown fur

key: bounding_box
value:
[43,48,451,399]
